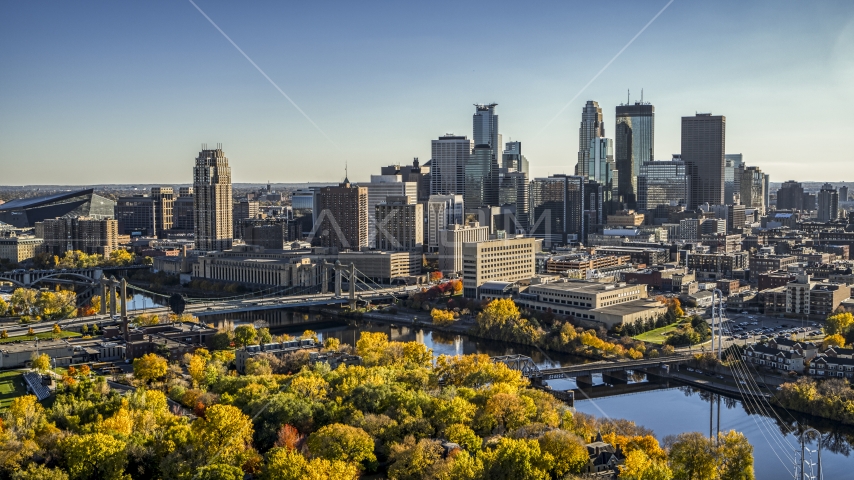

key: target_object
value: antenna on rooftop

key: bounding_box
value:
[627,89,630,104]
[641,88,644,103]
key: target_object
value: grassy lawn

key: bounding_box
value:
[0,331,81,344]
[0,371,28,411]
[634,321,685,344]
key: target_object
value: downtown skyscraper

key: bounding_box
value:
[466,104,500,208]
[430,134,472,197]
[615,101,654,208]
[576,100,604,177]
[193,146,233,251]
[682,113,726,209]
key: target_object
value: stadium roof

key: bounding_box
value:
[0,189,95,210]
[0,189,115,227]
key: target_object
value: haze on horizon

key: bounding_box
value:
[1,0,853,185]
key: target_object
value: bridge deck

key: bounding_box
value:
[538,356,691,379]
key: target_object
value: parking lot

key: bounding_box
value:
[710,310,825,348]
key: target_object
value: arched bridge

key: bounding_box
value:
[0,268,102,288]
[492,354,692,381]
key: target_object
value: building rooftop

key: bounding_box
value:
[530,280,637,294]
[590,298,664,316]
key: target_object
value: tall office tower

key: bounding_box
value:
[151,187,174,238]
[682,113,725,209]
[776,181,805,210]
[291,189,314,210]
[173,188,194,234]
[473,103,499,150]
[637,159,690,213]
[430,134,472,196]
[465,145,499,208]
[587,137,619,215]
[615,101,654,208]
[500,141,530,231]
[362,175,418,248]
[194,147,233,251]
[381,159,431,202]
[315,179,368,250]
[738,165,766,213]
[427,194,464,252]
[375,196,423,252]
[817,183,839,222]
[584,180,606,241]
[232,200,260,238]
[115,194,156,236]
[529,175,585,246]
[839,185,850,202]
[724,154,743,204]
[577,101,604,177]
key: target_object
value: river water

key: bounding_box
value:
[131,300,854,478]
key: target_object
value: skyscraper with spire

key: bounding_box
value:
[193,145,233,251]
[577,100,604,178]
[615,97,654,209]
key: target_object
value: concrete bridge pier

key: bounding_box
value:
[348,263,357,309]
[575,375,594,389]
[334,261,343,297]
[602,370,629,385]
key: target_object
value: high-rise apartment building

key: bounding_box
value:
[817,183,839,222]
[375,196,423,252]
[637,159,690,212]
[839,186,849,202]
[438,222,490,274]
[577,101,604,177]
[314,179,368,250]
[193,147,233,251]
[151,187,174,237]
[36,217,119,255]
[615,102,654,208]
[430,135,472,197]
[362,175,418,248]
[776,181,805,211]
[427,194,464,252]
[682,113,725,209]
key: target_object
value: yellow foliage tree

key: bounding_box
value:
[825,312,854,335]
[133,353,168,384]
[431,308,456,326]
[31,353,51,372]
[822,333,846,349]
[187,354,207,386]
[191,404,255,467]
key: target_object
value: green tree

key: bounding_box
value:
[12,464,70,480]
[258,327,273,345]
[307,423,376,465]
[60,432,128,480]
[234,324,258,347]
[211,331,232,350]
[195,464,245,480]
[388,437,450,480]
[132,353,168,384]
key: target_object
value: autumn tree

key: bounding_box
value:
[537,429,589,477]
[52,324,61,336]
[261,447,359,480]
[195,464,244,480]
[717,430,754,480]
[60,432,128,480]
[133,353,168,384]
[11,463,70,480]
[667,432,717,480]
[0,330,7,339]
[323,336,340,352]
[431,308,455,326]
[192,404,256,467]
[307,423,376,466]
[27,327,35,336]
[478,437,551,480]
[31,353,51,372]
[822,333,846,349]
[825,312,853,336]
[234,324,258,347]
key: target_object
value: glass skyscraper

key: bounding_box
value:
[465,145,498,208]
[430,134,472,197]
[615,102,654,209]
[577,101,604,178]
[499,141,530,231]
[637,159,690,211]
[529,175,584,245]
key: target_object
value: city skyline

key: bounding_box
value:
[2,1,854,185]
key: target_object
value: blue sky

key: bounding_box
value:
[1,0,853,185]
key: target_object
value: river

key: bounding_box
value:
[131,300,854,478]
